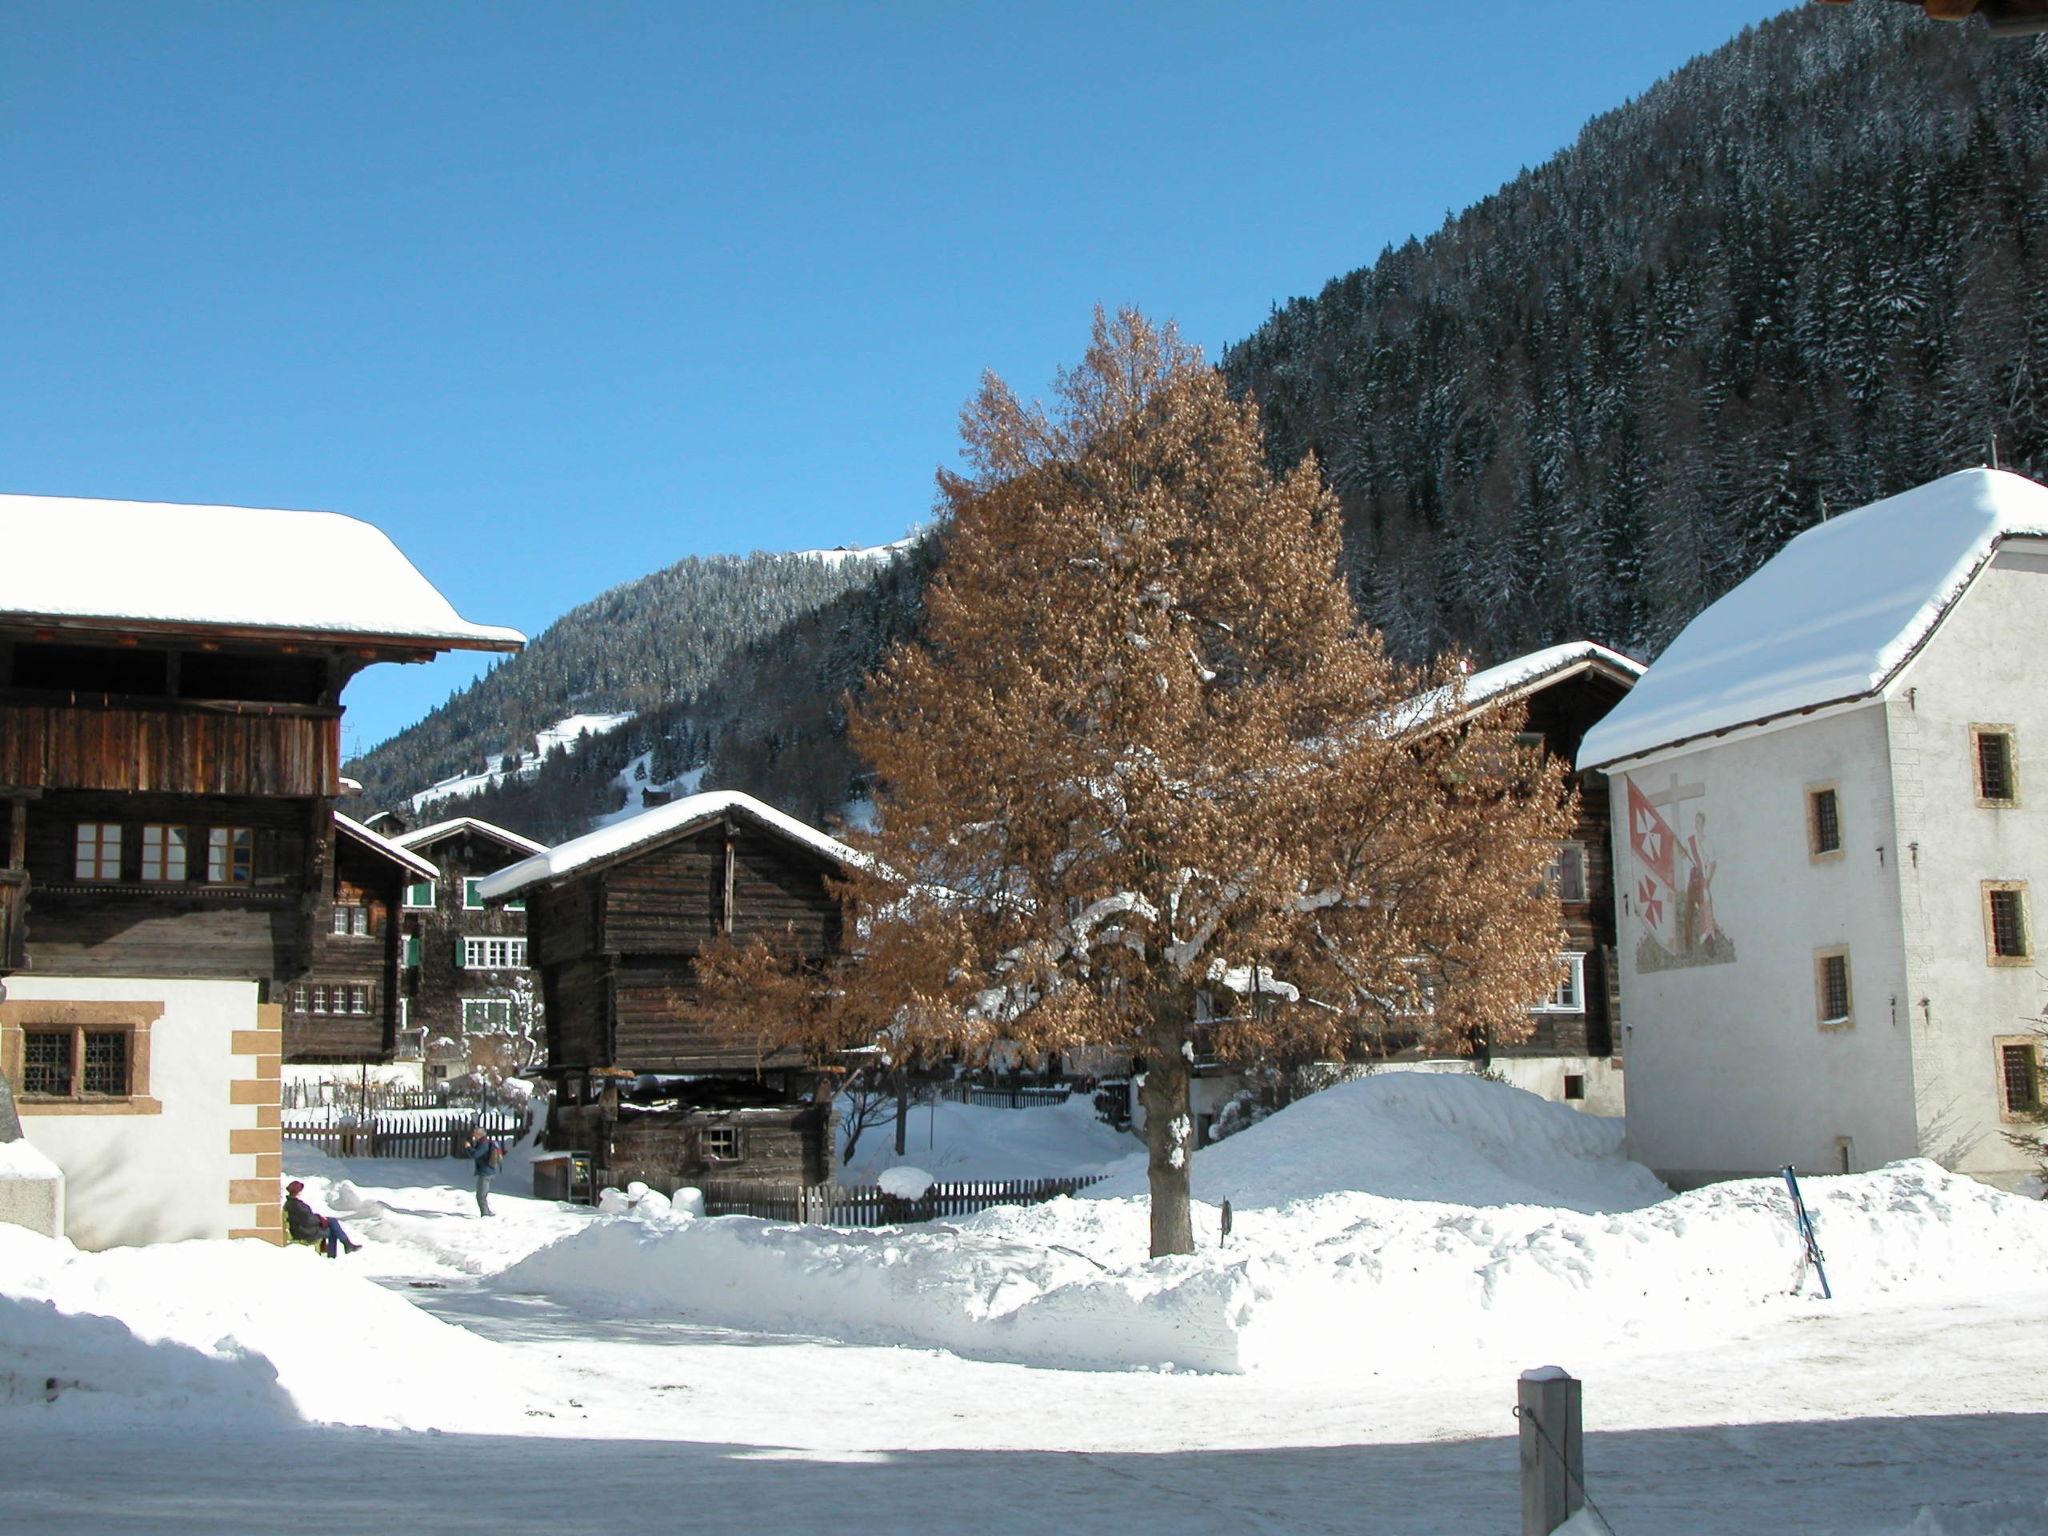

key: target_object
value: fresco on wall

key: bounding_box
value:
[1627,774,1737,973]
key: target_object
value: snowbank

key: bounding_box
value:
[0,1223,528,1428]
[842,1092,1136,1185]
[495,1078,2048,1376]
[1087,1072,1668,1213]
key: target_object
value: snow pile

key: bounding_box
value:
[841,1092,1135,1185]
[285,1139,595,1281]
[876,1166,936,1200]
[0,1137,62,1180]
[494,1078,2048,1377]
[0,1224,527,1428]
[1087,1072,1668,1213]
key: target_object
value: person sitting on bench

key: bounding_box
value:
[283,1180,360,1257]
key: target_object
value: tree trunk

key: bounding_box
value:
[1141,1026,1196,1257]
[894,1075,909,1157]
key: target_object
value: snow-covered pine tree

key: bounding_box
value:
[833,309,1575,1257]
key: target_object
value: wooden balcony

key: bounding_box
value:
[0,694,341,799]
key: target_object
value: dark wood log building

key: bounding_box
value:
[0,493,520,1248]
[479,791,859,1192]
[389,816,545,1081]
[283,812,439,1065]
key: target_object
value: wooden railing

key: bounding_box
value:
[941,1082,1074,1110]
[695,1174,1106,1226]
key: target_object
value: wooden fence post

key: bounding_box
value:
[1517,1366,1582,1536]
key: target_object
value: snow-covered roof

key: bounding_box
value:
[1579,468,2048,770]
[1462,641,1643,711]
[335,812,440,881]
[479,790,863,900]
[395,817,549,859]
[0,493,524,651]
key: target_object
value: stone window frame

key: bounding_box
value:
[1993,1035,2042,1121]
[1972,725,2019,809]
[1983,880,2032,966]
[1814,947,1854,1030]
[0,999,163,1116]
[1805,781,1843,862]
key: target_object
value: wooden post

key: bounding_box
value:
[1517,1366,1582,1536]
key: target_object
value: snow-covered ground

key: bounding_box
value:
[5,1076,2047,1534]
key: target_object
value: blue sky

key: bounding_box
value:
[2,1,1791,756]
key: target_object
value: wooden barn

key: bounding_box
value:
[0,493,520,1248]
[478,790,861,1193]
[282,812,439,1066]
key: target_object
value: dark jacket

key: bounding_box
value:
[283,1192,327,1243]
[471,1137,503,1176]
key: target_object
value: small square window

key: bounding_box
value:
[403,880,436,910]
[1973,727,2018,807]
[22,1029,72,1096]
[1562,1074,1586,1102]
[141,824,188,882]
[701,1125,742,1161]
[1816,949,1853,1027]
[348,984,371,1016]
[1807,786,1841,858]
[74,822,121,881]
[1985,882,2031,964]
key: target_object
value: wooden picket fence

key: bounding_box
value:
[283,1105,531,1160]
[941,1082,1074,1110]
[696,1174,1105,1225]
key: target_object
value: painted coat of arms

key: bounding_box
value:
[1627,774,1735,972]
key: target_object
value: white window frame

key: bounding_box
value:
[1530,952,1586,1014]
[461,936,528,970]
[464,877,487,910]
[403,879,437,910]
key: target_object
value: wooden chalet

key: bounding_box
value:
[1390,642,1643,1110]
[478,790,859,1193]
[0,493,520,1247]
[283,812,438,1065]
[389,815,546,1081]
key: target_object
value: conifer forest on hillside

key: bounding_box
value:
[351,4,2048,841]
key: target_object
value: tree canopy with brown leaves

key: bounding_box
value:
[822,310,1576,1256]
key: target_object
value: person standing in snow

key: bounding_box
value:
[283,1180,360,1256]
[468,1125,505,1217]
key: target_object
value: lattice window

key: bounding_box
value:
[1975,728,2018,806]
[141,824,188,882]
[1808,787,1841,857]
[82,1031,128,1095]
[1816,951,1852,1026]
[1531,953,1586,1013]
[462,998,513,1031]
[1549,843,1587,903]
[348,984,371,1016]
[2000,1041,2042,1116]
[1986,883,2031,963]
[21,1030,72,1096]
[207,827,253,885]
[73,822,121,880]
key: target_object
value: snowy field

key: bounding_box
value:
[4,1076,2047,1534]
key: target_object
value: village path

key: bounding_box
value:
[6,1280,2040,1535]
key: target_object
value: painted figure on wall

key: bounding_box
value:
[1628,775,1736,972]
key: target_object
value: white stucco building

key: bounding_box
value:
[1579,467,2047,1190]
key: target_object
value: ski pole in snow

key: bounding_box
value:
[1780,1165,1832,1300]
